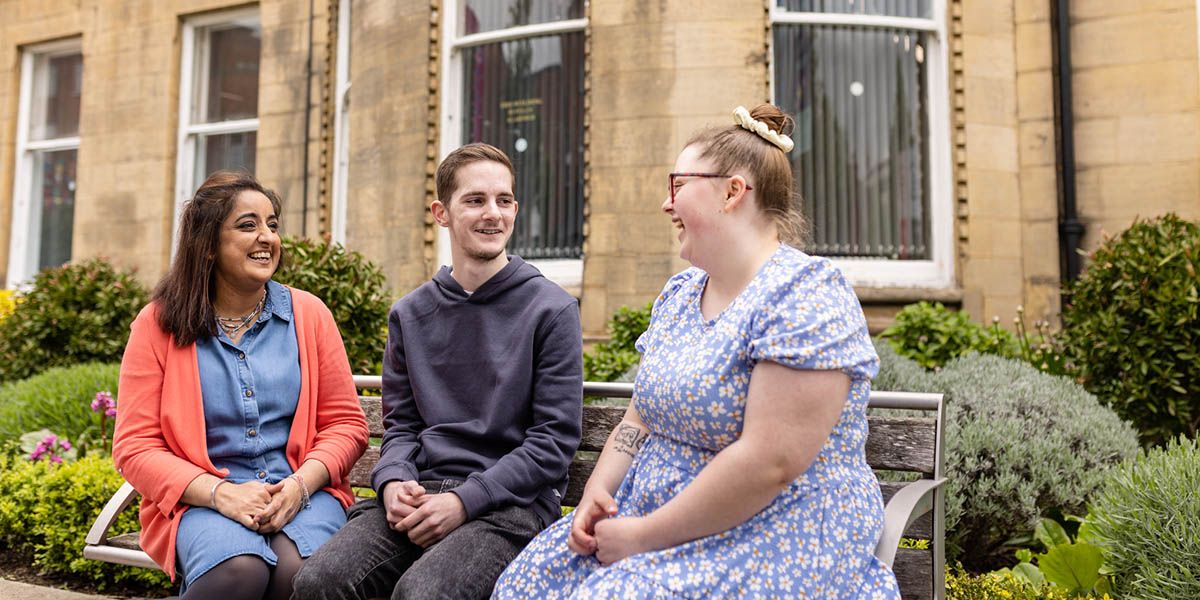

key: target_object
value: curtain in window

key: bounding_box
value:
[461,32,585,259]
[775,0,930,19]
[774,23,930,259]
[32,149,76,270]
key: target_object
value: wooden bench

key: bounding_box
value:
[85,377,946,599]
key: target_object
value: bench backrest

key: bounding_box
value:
[351,376,944,600]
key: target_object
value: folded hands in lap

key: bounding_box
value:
[382,480,467,548]
[213,478,305,533]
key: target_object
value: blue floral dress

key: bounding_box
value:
[492,245,899,599]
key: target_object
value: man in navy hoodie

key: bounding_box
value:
[295,143,583,599]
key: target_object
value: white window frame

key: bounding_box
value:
[438,0,588,288]
[330,0,352,245]
[174,7,261,243]
[7,38,83,289]
[769,2,955,289]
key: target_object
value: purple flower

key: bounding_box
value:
[59,440,72,450]
[50,455,62,464]
[105,407,117,418]
[92,391,116,413]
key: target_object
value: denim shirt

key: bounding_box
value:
[196,280,300,484]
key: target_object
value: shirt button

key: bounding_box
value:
[238,352,246,360]
[244,389,254,397]
[256,470,267,479]
[247,429,257,437]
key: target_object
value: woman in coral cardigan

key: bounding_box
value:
[113,171,368,600]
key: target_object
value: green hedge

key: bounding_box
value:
[879,301,1014,370]
[873,343,1139,569]
[0,259,148,384]
[275,236,392,375]
[583,302,651,383]
[1088,436,1200,599]
[0,362,120,448]
[0,454,171,591]
[1059,214,1200,445]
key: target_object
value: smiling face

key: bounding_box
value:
[434,160,518,264]
[662,144,726,266]
[214,190,281,294]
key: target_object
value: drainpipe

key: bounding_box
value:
[1050,0,1085,292]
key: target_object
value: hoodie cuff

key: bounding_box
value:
[450,477,493,520]
[371,462,419,496]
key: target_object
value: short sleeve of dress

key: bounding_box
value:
[635,268,701,355]
[748,257,879,381]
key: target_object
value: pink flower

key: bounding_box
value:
[59,440,72,450]
[92,391,115,413]
[105,407,117,418]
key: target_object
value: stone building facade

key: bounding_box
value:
[1,0,1198,339]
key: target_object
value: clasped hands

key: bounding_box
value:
[568,488,653,565]
[212,478,305,534]
[381,480,468,548]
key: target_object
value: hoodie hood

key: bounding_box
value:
[432,255,543,304]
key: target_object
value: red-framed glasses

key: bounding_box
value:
[667,172,752,208]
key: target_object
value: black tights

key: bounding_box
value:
[181,533,304,600]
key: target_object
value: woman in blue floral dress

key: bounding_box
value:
[491,104,899,599]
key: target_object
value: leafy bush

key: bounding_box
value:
[0,362,120,449]
[880,301,1014,370]
[0,453,171,591]
[873,344,1139,569]
[946,564,1109,599]
[1087,436,1200,599]
[583,302,651,382]
[0,258,148,384]
[1059,214,1200,445]
[275,236,392,375]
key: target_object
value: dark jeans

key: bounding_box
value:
[292,480,544,600]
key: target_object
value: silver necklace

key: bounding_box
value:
[215,292,266,338]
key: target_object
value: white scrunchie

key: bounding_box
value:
[732,106,794,153]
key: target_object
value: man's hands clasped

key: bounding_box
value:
[381,480,468,548]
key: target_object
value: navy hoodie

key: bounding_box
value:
[371,256,583,527]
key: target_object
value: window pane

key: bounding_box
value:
[775,0,930,19]
[196,131,257,186]
[774,24,930,259]
[31,149,77,270]
[196,23,261,123]
[461,33,585,260]
[29,52,82,141]
[461,0,584,35]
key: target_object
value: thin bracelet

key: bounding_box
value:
[209,479,228,510]
[288,473,311,510]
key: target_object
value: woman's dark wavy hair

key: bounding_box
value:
[154,171,284,347]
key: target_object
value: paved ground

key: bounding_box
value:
[0,579,125,600]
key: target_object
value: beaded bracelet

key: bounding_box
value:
[209,479,228,510]
[288,473,311,510]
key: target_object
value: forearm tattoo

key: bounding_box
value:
[613,423,649,458]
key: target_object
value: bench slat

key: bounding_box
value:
[894,547,935,600]
[362,398,936,475]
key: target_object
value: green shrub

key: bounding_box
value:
[880,301,1015,370]
[0,362,120,448]
[275,236,392,375]
[873,344,1140,570]
[0,258,148,384]
[0,453,171,591]
[583,302,651,382]
[946,564,1107,599]
[1059,214,1200,445]
[1087,436,1200,599]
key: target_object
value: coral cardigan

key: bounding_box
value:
[112,288,369,580]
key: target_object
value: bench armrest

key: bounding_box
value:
[874,477,945,568]
[85,481,140,546]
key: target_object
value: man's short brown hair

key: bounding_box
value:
[436,143,516,204]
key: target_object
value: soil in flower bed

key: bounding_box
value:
[0,552,172,598]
